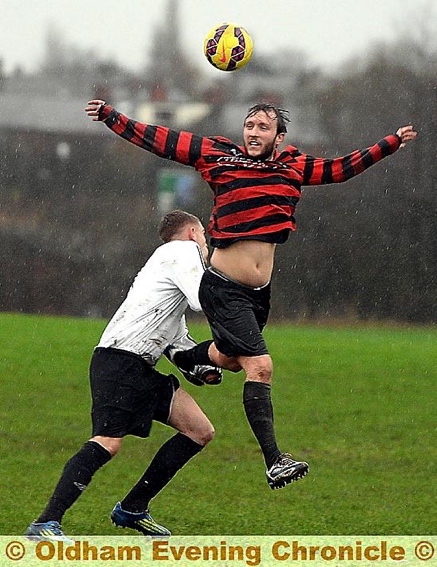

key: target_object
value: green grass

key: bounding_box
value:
[1,313,436,535]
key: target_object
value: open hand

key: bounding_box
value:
[396,125,417,148]
[85,100,106,121]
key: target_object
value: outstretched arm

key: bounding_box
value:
[300,124,417,185]
[85,100,204,166]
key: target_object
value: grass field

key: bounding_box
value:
[1,312,436,536]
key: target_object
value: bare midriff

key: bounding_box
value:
[210,240,275,288]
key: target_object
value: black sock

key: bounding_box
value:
[121,433,203,513]
[243,381,281,469]
[36,441,112,523]
[173,340,214,371]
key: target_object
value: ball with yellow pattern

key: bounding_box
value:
[204,23,253,71]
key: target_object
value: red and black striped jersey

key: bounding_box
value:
[100,104,401,248]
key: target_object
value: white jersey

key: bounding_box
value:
[97,240,206,365]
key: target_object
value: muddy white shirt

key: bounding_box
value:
[97,240,206,365]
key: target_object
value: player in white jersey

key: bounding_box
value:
[97,212,220,382]
[26,210,221,541]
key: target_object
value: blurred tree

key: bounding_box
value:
[272,40,436,323]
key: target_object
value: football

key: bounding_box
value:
[203,23,253,71]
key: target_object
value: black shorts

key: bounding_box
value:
[198,267,271,358]
[90,347,180,438]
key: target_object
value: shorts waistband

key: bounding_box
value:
[207,266,270,291]
[94,346,153,366]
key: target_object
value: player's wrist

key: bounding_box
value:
[99,103,113,122]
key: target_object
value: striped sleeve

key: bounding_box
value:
[300,135,401,185]
[101,105,204,166]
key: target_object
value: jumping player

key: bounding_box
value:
[85,100,417,490]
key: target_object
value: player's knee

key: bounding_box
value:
[90,436,122,457]
[253,368,272,383]
[226,360,243,372]
[261,358,273,379]
[196,422,215,446]
[242,355,273,383]
[209,343,241,372]
[217,357,241,372]
[203,423,216,445]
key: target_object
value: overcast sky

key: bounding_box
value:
[1,0,435,76]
